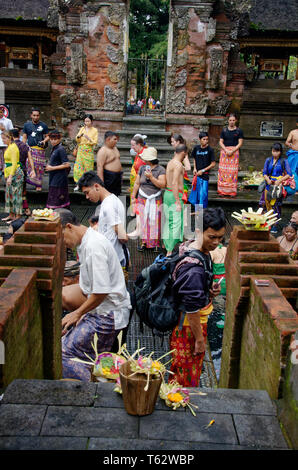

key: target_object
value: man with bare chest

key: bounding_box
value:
[285,119,298,194]
[162,144,188,255]
[96,131,123,196]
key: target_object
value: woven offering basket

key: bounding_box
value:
[119,360,162,416]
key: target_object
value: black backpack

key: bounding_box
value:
[133,250,213,336]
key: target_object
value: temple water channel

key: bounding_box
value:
[0,0,297,454]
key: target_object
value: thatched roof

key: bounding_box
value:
[249,0,298,32]
[0,0,50,21]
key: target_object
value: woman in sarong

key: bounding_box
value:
[129,135,147,213]
[73,114,98,190]
[130,147,166,252]
[259,142,292,233]
[217,114,244,197]
[1,132,24,222]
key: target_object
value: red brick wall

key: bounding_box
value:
[0,218,66,387]
[220,226,298,400]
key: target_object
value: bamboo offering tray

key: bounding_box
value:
[32,209,60,222]
[231,207,281,231]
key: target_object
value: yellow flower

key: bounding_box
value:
[152,361,162,370]
[167,393,183,403]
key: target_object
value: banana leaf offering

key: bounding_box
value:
[231,207,281,231]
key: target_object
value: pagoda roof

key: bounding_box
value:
[0,0,50,22]
[249,0,298,32]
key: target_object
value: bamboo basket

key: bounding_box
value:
[119,360,162,416]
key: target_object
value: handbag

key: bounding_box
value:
[258,180,266,193]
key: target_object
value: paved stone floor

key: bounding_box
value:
[0,379,289,450]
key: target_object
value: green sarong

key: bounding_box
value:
[162,189,184,253]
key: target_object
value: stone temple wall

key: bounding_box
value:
[47,0,130,148]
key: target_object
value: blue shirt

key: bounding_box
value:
[263,157,292,191]
[49,143,69,187]
[22,121,49,147]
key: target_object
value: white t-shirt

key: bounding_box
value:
[0,117,13,147]
[97,194,126,264]
[77,227,131,330]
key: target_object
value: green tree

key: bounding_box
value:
[129,0,170,58]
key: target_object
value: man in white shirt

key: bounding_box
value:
[59,208,131,380]
[0,106,13,176]
[77,171,130,274]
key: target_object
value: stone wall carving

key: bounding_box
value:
[66,43,87,86]
[208,47,223,89]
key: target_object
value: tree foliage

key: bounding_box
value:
[129,0,170,58]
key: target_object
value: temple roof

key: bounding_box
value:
[249,0,298,32]
[0,0,50,21]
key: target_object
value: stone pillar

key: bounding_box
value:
[165,0,250,147]
[48,0,130,141]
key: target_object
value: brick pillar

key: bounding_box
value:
[0,218,66,380]
[49,0,130,140]
[219,226,298,398]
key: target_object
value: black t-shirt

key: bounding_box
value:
[48,144,69,187]
[220,128,244,147]
[22,121,49,147]
[191,145,215,180]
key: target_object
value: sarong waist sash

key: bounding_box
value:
[138,187,161,223]
[183,302,213,326]
[165,187,187,203]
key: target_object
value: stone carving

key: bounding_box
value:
[177,51,188,68]
[107,26,120,45]
[106,45,119,64]
[166,88,187,114]
[209,95,231,115]
[175,7,190,30]
[104,85,124,111]
[206,17,216,42]
[108,4,124,27]
[194,5,214,23]
[175,69,187,87]
[178,31,189,50]
[107,64,126,84]
[187,94,209,115]
[80,13,89,36]
[209,47,223,89]
[67,43,87,85]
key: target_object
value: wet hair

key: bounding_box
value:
[84,114,93,121]
[49,130,61,139]
[175,144,188,154]
[150,159,159,165]
[271,142,283,155]
[202,207,226,232]
[89,215,99,225]
[131,135,144,146]
[199,132,209,139]
[11,128,20,138]
[77,170,105,190]
[31,108,40,114]
[284,222,297,232]
[172,134,185,144]
[55,209,80,227]
[104,131,118,140]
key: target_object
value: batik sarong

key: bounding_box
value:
[0,148,5,173]
[188,175,209,208]
[136,192,162,248]
[73,144,94,183]
[170,303,213,387]
[162,188,184,253]
[26,147,46,189]
[217,147,239,197]
[104,169,123,196]
[46,186,70,209]
[5,166,24,215]
[62,310,120,381]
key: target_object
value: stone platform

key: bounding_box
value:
[0,379,289,450]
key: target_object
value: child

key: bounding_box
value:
[259,143,292,233]
[188,132,216,208]
[45,130,71,210]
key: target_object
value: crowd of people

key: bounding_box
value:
[0,106,297,387]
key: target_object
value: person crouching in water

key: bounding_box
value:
[45,130,71,210]
[170,207,226,387]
